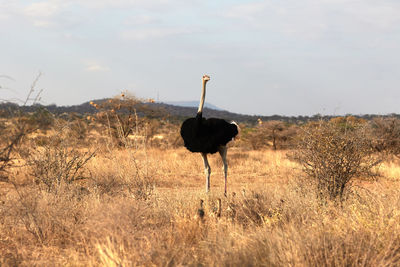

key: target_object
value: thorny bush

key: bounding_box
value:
[26,122,95,192]
[292,121,381,201]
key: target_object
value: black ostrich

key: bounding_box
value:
[180,75,239,196]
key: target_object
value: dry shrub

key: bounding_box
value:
[201,185,400,266]
[0,75,50,182]
[0,116,35,181]
[292,121,381,200]
[296,187,400,266]
[89,145,154,200]
[89,93,159,148]
[25,123,95,192]
[369,117,400,157]
[90,159,154,200]
[0,184,89,246]
[148,122,184,149]
[77,196,173,266]
[243,121,298,150]
[227,189,284,227]
[84,103,156,199]
[69,118,89,141]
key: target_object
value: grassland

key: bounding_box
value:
[1,135,400,266]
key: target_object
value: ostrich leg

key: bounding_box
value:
[201,153,211,193]
[218,146,228,197]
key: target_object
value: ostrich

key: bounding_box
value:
[180,75,239,196]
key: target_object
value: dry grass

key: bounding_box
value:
[1,144,400,266]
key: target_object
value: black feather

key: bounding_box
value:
[180,112,239,154]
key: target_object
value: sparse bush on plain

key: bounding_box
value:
[27,107,55,132]
[90,93,157,147]
[244,120,298,150]
[369,117,400,158]
[0,120,26,181]
[26,122,95,192]
[292,120,382,200]
[1,140,400,265]
[0,75,44,182]
[3,83,400,265]
[0,113,42,181]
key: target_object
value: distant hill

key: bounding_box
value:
[0,98,393,125]
[146,102,288,124]
[164,101,223,111]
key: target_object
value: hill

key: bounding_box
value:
[0,99,393,125]
[164,101,222,111]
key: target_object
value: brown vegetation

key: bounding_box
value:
[291,120,381,200]
[1,104,400,265]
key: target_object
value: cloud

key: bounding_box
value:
[83,61,110,72]
[23,2,62,17]
[67,0,179,10]
[0,13,9,20]
[120,27,193,41]
[222,0,400,39]
[5,0,198,31]
[223,2,269,22]
[20,1,70,28]
[123,15,160,26]
[343,2,400,31]
[221,1,329,40]
[0,2,20,21]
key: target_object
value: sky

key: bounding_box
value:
[1,0,400,116]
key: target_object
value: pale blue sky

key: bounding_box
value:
[1,0,400,116]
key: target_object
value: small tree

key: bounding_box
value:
[292,121,381,200]
[245,120,298,150]
[245,127,266,150]
[263,121,284,150]
[369,117,400,158]
[90,93,158,147]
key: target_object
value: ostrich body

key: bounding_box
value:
[180,75,239,196]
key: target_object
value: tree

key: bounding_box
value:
[246,120,298,150]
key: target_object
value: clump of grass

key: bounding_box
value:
[88,150,154,200]
[0,183,90,247]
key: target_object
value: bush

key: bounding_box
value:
[369,117,400,158]
[0,116,34,181]
[26,123,95,192]
[90,94,149,147]
[292,121,381,200]
[244,120,299,150]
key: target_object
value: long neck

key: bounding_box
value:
[197,80,207,114]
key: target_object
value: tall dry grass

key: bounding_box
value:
[1,142,400,266]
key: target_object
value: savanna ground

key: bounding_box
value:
[2,109,400,266]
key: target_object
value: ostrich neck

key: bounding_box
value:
[197,80,207,114]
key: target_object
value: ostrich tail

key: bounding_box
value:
[230,121,241,140]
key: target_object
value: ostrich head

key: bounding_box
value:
[202,75,210,82]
